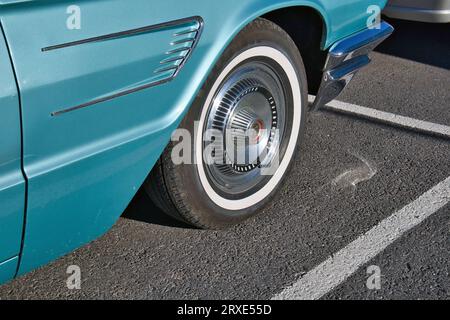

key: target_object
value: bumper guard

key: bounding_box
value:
[312,21,394,111]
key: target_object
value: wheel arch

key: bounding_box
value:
[262,6,328,94]
[195,2,330,101]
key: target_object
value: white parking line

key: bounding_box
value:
[272,175,450,300]
[308,96,450,139]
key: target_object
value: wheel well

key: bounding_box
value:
[263,7,327,94]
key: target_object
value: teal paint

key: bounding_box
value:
[0,0,387,281]
[0,29,23,282]
[0,257,19,285]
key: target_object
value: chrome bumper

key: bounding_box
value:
[311,21,394,111]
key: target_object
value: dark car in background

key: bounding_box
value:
[384,0,450,22]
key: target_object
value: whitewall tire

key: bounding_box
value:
[145,18,308,229]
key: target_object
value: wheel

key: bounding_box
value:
[145,18,307,229]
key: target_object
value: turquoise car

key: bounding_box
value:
[0,0,393,285]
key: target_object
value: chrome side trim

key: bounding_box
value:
[166,46,192,54]
[170,38,196,45]
[42,16,203,52]
[154,65,179,74]
[49,16,204,116]
[159,56,185,64]
[311,21,394,111]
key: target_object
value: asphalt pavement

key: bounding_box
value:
[0,19,449,300]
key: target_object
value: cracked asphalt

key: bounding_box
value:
[0,19,449,300]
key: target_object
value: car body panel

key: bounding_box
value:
[0,256,19,284]
[0,0,387,281]
[0,29,24,274]
[384,0,450,23]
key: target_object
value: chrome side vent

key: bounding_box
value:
[154,18,203,78]
[47,16,204,116]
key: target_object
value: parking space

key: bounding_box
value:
[0,19,449,300]
[339,19,450,126]
[325,205,450,300]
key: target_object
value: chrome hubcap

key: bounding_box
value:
[204,61,287,197]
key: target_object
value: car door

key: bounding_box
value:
[0,29,25,283]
